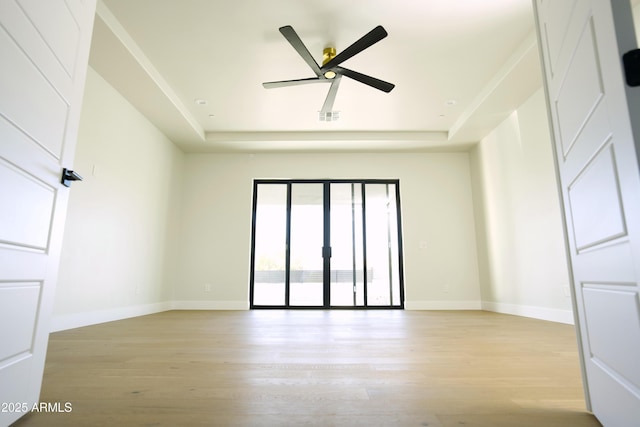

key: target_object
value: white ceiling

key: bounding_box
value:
[91,0,542,152]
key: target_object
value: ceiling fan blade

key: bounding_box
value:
[279,25,323,77]
[334,66,395,93]
[321,75,342,114]
[321,26,388,70]
[262,77,328,89]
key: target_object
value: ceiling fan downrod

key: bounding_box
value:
[323,47,337,79]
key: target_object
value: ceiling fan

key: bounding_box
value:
[262,25,395,120]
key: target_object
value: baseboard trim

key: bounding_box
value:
[50,302,172,332]
[481,301,574,324]
[49,300,573,331]
[170,300,249,310]
[404,300,482,310]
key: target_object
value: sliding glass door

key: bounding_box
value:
[250,180,404,309]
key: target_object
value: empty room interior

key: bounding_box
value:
[5,1,640,426]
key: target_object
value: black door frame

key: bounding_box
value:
[249,179,405,309]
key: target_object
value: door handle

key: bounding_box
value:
[61,168,83,187]
[623,49,640,86]
[322,246,332,258]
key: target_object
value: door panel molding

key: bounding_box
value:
[0,282,42,364]
[0,25,70,158]
[555,16,604,158]
[568,144,627,252]
[0,159,56,251]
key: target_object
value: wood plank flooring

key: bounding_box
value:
[12,310,601,426]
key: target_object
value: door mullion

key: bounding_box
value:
[361,183,368,308]
[249,181,258,308]
[323,183,331,308]
[284,183,292,307]
[395,184,406,307]
[351,183,357,306]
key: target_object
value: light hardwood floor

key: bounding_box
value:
[13,310,601,427]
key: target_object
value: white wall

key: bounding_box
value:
[53,67,572,328]
[52,67,184,331]
[469,88,573,323]
[173,152,482,309]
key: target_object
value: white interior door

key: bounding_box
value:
[534,1,640,425]
[0,0,96,425]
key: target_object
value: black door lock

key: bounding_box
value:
[623,49,640,87]
[61,168,83,187]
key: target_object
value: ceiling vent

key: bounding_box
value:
[319,111,340,121]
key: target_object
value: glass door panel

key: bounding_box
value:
[386,184,402,306]
[330,183,364,306]
[365,184,401,306]
[252,184,287,306]
[289,183,324,306]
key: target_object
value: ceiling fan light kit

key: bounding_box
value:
[263,25,395,120]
